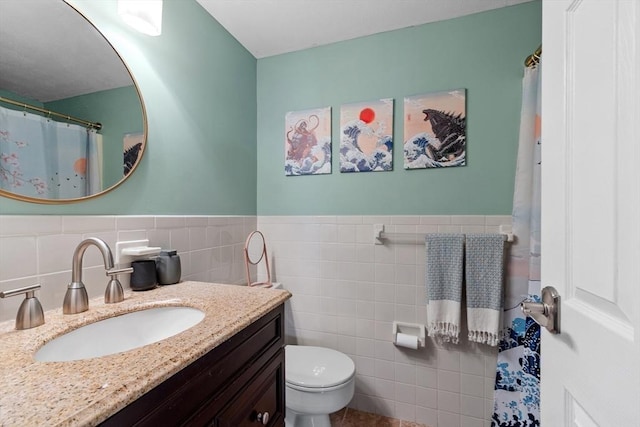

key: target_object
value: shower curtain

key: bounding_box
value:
[491,63,541,427]
[0,105,101,199]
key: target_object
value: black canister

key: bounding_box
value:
[156,250,181,285]
[130,259,158,291]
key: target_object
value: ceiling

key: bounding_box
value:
[0,0,534,103]
[0,0,133,103]
[195,0,535,58]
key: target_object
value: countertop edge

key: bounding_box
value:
[0,281,292,427]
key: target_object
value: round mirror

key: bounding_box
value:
[245,231,266,265]
[244,231,272,288]
[0,0,146,204]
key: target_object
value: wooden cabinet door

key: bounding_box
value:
[188,350,285,427]
[216,351,285,427]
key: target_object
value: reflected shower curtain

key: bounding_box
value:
[0,105,101,199]
[492,64,541,427]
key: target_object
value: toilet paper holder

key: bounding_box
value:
[393,321,426,348]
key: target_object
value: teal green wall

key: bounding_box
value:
[46,86,143,189]
[0,0,257,215]
[0,90,44,108]
[0,1,541,216]
[256,1,541,215]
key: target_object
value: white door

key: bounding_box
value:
[541,0,640,425]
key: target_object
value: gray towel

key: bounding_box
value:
[465,234,505,346]
[425,233,465,344]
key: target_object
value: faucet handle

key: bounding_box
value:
[104,267,133,304]
[106,267,134,276]
[0,284,45,330]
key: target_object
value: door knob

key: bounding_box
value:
[520,286,560,334]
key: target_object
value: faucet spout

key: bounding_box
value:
[64,237,117,314]
[71,237,115,283]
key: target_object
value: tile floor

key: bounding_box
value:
[330,408,427,427]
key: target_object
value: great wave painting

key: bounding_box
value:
[339,98,393,173]
[403,89,466,169]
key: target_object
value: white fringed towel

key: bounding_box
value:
[425,233,465,344]
[465,234,505,346]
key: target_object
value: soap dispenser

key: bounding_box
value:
[156,250,181,285]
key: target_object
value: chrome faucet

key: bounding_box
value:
[63,237,133,314]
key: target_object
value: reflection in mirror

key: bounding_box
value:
[243,231,273,288]
[0,0,146,203]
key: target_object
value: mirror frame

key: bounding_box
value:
[0,1,147,204]
[243,231,272,288]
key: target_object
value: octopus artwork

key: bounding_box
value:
[284,107,331,176]
[286,115,319,162]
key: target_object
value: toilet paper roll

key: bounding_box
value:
[395,332,419,349]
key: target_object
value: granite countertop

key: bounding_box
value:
[0,281,291,427]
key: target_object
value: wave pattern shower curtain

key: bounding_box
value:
[491,64,541,427]
[0,105,101,199]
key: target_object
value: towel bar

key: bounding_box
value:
[374,224,514,245]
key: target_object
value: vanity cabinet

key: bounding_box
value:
[101,304,285,427]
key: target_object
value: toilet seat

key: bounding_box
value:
[285,345,355,391]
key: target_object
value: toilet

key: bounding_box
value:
[266,283,355,426]
[285,345,355,427]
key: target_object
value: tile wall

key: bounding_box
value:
[257,215,512,427]
[0,215,256,322]
[0,213,512,427]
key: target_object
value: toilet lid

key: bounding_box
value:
[285,345,355,388]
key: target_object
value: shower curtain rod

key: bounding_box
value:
[524,45,542,68]
[0,96,102,130]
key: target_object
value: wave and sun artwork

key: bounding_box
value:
[404,89,466,169]
[339,98,393,173]
[285,107,332,176]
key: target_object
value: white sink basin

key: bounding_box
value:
[34,306,205,362]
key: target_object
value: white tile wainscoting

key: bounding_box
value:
[0,214,511,427]
[257,215,512,427]
[0,215,256,322]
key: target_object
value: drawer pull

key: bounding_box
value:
[256,411,269,425]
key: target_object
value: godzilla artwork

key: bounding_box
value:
[403,89,466,169]
[421,108,466,162]
[124,142,142,176]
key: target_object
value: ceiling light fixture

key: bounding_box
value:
[117,0,163,36]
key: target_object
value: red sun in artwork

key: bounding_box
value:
[359,107,375,124]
